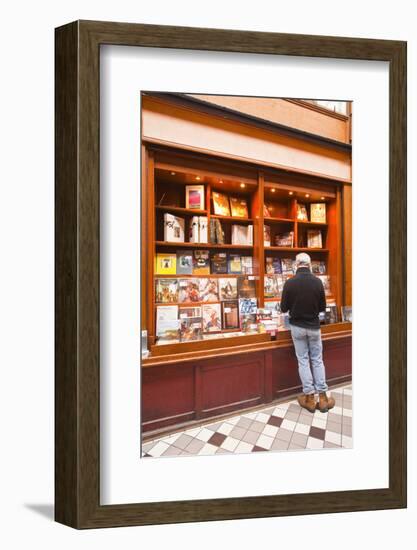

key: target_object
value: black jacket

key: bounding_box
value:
[280,267,326,329]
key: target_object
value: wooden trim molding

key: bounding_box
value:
[286,98,350,121]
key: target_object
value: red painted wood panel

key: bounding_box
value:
[141,363,195,430]
[199,352,265,417]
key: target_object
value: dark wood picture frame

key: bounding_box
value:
[55,20,407,529]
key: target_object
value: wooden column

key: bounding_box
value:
[144,149,156,344]
[342,183,352,306]
[253,171,265,307]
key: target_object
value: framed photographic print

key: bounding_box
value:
[55,20,406,528]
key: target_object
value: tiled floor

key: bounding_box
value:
[142,384,352,458]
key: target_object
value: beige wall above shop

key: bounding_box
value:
[189,94,351,144]
[142,95,352,183]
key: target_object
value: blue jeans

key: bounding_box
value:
[290,324,328,395]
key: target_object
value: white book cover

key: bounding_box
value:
[156,305,179,323]
[189,216,200,243]
[241,256,253,274]
[198,216,208,243]
[164,213,185,242]
[307,229,322,248]
[248,225,253,245]
[232,225,250,245]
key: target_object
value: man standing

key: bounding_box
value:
[280,253,335,414]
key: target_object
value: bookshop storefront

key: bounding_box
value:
[141,92,352,438]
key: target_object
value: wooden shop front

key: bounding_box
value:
[141,93,352,438]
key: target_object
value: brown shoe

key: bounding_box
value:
[317,392,335,413]
[297,393,316,413]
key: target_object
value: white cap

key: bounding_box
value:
[295,252,311,268]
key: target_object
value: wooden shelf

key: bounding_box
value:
[265,246,329,252]
[297,220,328,227]
[154,273,259,278]
[156,300,223,307]
[156,241,253,249]
[264,217,295,223]
[211,214,254,222]
[155,205,208,215]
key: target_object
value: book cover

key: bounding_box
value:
[219,278,238,300]
[311,260,326,274]
[202,303,222,332]
[228,254,242,274]
[229,197,249,218]
[276,274,285,296]
[179,306,202,318]
[209,218,217,244]
[317,275,331,295]
[256,308,273,322]
[237,276,256,298]
[198,216,208,243]
[307,229,322,248]
[241,256,253,275]
[265,257,275,275]
[238,297,257,316]
[264,300,281,314]
[156,319,180,343]
[264,275,279,298]
[240,313,258,333]
[264,225,271,246]
[155,279,179,303]
[163,213,185,243]
[231,224,253,245]
[178,278,201,303]
[155,253,177,275]
[275,231,294,247]
[239,296,258,332]
[212,192,230,216]
[281,258,295,275]
[277,313,290,331]
[199,278,220,302]
[297,203,308,221]
[156,304,178,325]
[327,303,338,324]
[193,249,210,275]
[273,257,282,274]
[176,250,193,275]
[341,305,352,322]
[179,317,203,341]
[185,185,205,210]
[263,204,271,218]
[189,216,200,243]
[211,252,228,274]
[222,300,239,329]
[215,219,225,244]
[156,306,179,341]
[310,203,326,223]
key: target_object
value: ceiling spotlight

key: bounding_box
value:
[321,196,325,200]
[170,171,176,176]
[219,179,223,184]
[195,176,201,180]
[289,191,294,196]
[240,183,246,188]
[271,188,276,193]
[305,194,310,198]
